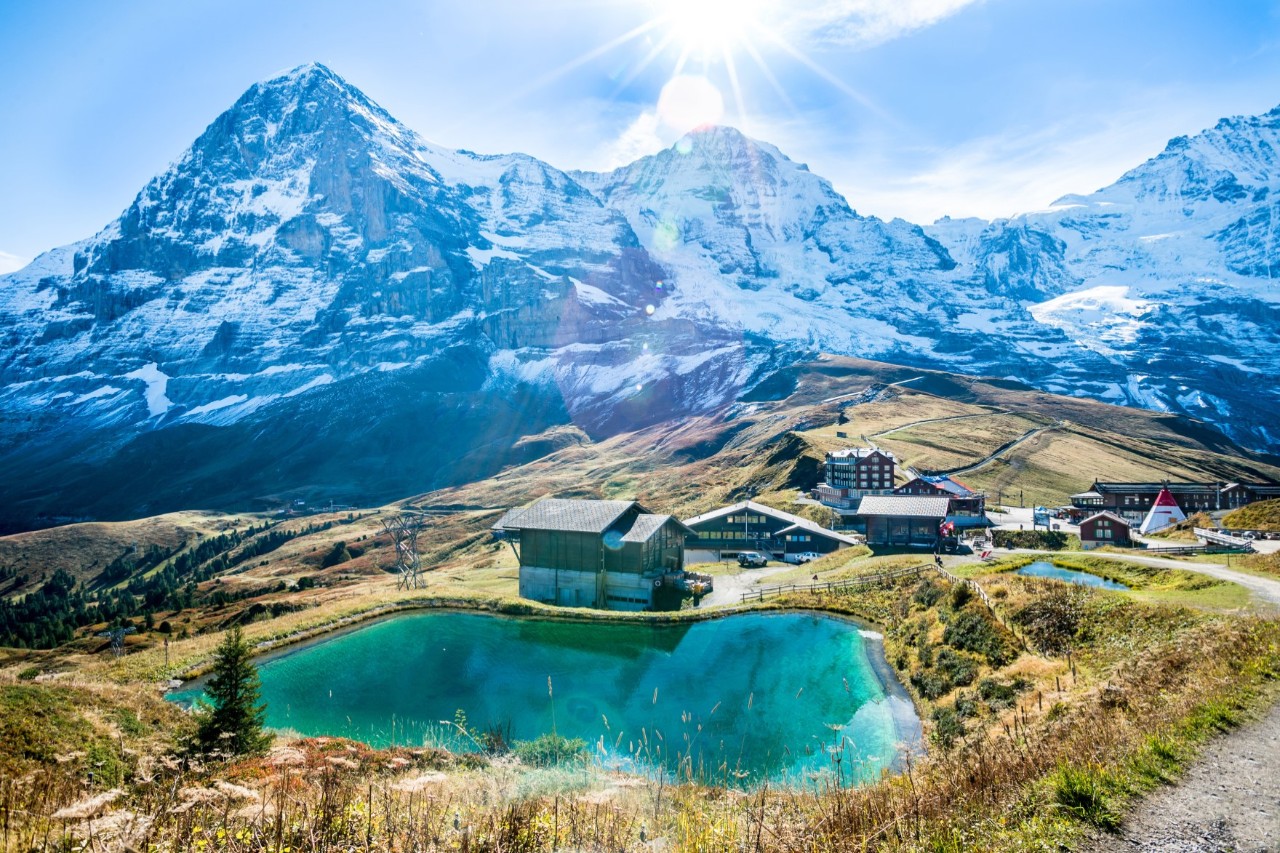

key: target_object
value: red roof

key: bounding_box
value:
[1152,488,1181,508]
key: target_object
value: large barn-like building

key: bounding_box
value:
[492,499,691,611]
[682,500,861,563]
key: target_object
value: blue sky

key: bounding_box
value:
[3,0,1280,271]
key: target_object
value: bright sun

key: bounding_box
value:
[658,0,763,58]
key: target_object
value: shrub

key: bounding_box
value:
[943,612,1014,666]
[17,666,39,681]
[977,677,1017,710]
[513,732,589,766]
[1012,589,1082,656]
[948,583,972,610]
[931,706,965,750]
[912,580,944,607]
[991,530,1077,550]
[935,648,979,688]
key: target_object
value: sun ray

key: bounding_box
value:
[723,47,749,130]
[749,25,896,123]
[439,16,665,137]
[608,31,679,102]
[740,36,798,115]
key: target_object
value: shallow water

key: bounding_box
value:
[171,611,920,785]
[1016,561,1129,590]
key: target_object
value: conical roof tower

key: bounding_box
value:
[1139,487,1186,535]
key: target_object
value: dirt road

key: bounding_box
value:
[1084,697,1280,852]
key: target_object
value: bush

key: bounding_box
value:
[1012,589,1082,656]
[948,583,972,610]
[911,669,951,700]
[320,542,353,568]
[943,611,1014,666]
[912,580,944,607]
[512,732,589,766]
[931,706,965,750]
[935,648,979,688]
[977,677,1018,710]
[991,530,1077,550]
[17,667,39,681]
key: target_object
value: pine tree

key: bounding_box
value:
[196,626,272,755]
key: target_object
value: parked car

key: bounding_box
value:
[737,551,768,568]
[788,552,824,564]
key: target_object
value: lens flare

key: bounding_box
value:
[657,74,725,131]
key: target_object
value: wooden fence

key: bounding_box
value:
[738,564,928,602]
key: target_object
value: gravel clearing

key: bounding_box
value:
[1084,698,1280,852]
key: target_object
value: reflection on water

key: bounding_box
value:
[1016,561,1129,590]
[170,611,921,786]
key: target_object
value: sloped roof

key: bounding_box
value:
[1081,511,1130,529]
[621,514,694,542]
[682,500,860,545]
[774,523,862,545]
[856,495,951,518]
[1071,491,1103,500]
[492,499,639,533]
[827,447,895,461]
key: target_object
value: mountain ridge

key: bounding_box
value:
[0,63,1276,529]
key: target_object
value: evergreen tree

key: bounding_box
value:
[195,626,272,755]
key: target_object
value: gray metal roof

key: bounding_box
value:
[492,499,639,533]
[621,514,691,542]
[856,495,951,518]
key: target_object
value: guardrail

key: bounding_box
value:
[1194,527,1256,552]
[738,564,928,602]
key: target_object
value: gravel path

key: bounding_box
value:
[698,564,793,607]
[1083,698,1280,852]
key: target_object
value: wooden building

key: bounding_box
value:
[492,499,691,611]
[682,500,861,563]
[855,495,951,547]
[894,475,989,529]
[1069,480,1280,523]
[813,447,897,509]
[1079,511,1133,549]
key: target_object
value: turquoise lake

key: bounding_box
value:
[171,611,920,786]
[1016,561,1129,590]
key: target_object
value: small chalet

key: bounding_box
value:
[682,500,861,563]
[492,499,691,611]
[813,447,897,509]
[1079,511,1132,549]
[894,475,989,529]
[854,495,951,547]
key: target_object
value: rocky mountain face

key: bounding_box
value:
[0,63,1276,528]
[925,108,1280,452]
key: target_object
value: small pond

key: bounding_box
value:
[171,611,921,786]
[1016,561,1129,591]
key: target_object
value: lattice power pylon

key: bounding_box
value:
[97,625,137,658]
[382,512,427,590]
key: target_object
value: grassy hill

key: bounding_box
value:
[4,353,1278,642]
[1224,499,1280,531]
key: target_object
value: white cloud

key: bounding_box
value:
[0,250,29,274]
[605,110,670,169]
[782,0,986,48]
[814,98,1230,223]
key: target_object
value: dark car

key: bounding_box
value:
[737,551,768,568]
